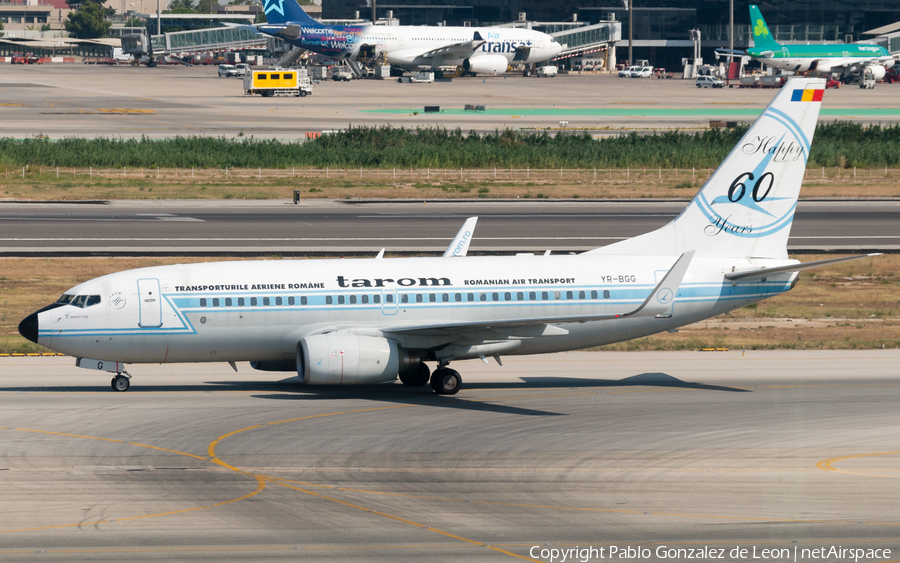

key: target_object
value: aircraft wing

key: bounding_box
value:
[725,254,880,281]
[411,31,487,60]
[443,217,478,257]
[384,251,694,337]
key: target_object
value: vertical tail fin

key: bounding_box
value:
[263,0,323,27]
[749,5,781,51]
[588,77,825,260]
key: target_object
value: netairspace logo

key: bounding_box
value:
[529,545,892,562]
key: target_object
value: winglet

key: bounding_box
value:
[443,217,478,257]
[628,251,694,318]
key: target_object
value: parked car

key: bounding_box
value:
[217,64,236,77]
[234,63,251,76]
[629,66,653,78]
[696,75,725,88]
[536,65,558,77]
[618,65,638,77]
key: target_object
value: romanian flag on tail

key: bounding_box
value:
[791,88,824,102]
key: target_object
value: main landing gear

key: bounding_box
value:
[111,373,131,392]
[430,366,462,395]
[399,362,463,395]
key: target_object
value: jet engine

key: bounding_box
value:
[864,65,886,80]
[297,333,420,385]
[463,54,509,75]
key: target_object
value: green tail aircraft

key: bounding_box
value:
[719,5,896,82]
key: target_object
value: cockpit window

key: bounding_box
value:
[56,294,75,304]
[66,295,101,309]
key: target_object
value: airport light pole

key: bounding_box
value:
[729,0,733,53]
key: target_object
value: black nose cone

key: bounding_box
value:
[18,312,39,344]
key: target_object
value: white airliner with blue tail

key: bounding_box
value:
[19,78,876,394]
[248,0,562,76]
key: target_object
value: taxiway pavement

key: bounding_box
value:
[1,350,899,561]
[0,199,897,255]
[3,65,900,138]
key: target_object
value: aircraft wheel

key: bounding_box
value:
[434,70,444,80]
[111,375,130,392]
[400,362,430,387]
[430,368,461,395]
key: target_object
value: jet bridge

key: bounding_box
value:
[549,21,621,62]
[121,26,266,60]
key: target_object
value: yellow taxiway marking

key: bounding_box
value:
[817,451,900,479]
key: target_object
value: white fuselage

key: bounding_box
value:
[37,253,794,366]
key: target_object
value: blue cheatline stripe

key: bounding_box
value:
[39,282,793,338]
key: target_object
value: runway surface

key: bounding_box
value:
[1,350,899,562]
[2,65,900,138]
[0,199,898,255]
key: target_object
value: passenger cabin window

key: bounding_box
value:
[362,295,369,304]
[225,298,232,307]
[271,73,280,80]
[250,297,258,306]
[590,290,598,299]
[401,294,408,303]
[604,290,611,299]
[284,73,293,79]
[213,298,220,307]
[288,296,295,305]
[263,297,270,306]
[200,298,207,307]
[415,294,423,303]
[276,297,283,306]
[326,296,333,305]
[384,294,392,303]
[258,74,267,80]
[338,296,345,305]
[238,297,245,306]
[349,295,357,305]
[300,296,308,305]
[373,295,380,304]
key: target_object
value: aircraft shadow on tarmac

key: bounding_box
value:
[0,371,747,397]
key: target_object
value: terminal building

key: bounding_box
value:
[322,0,900,69]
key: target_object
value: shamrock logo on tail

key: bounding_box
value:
[754,19,768,37]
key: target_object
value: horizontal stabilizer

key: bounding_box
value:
[725,253,881,281]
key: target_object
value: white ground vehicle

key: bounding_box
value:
[234,63,250,76]
[629,66,653,78]
[398,71,435,83]
[618,65,638,77]
[217,64,236,77]
[696,75,725,88]
[331,66,353,81]
[536,65,558,77]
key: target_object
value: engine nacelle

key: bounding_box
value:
[463,54,509,75]
[297,333,418,385]
[865,65,886,80]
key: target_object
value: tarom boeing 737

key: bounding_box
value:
[19,77,878,395]
[244,0,562,77]
[720,5,895,82]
